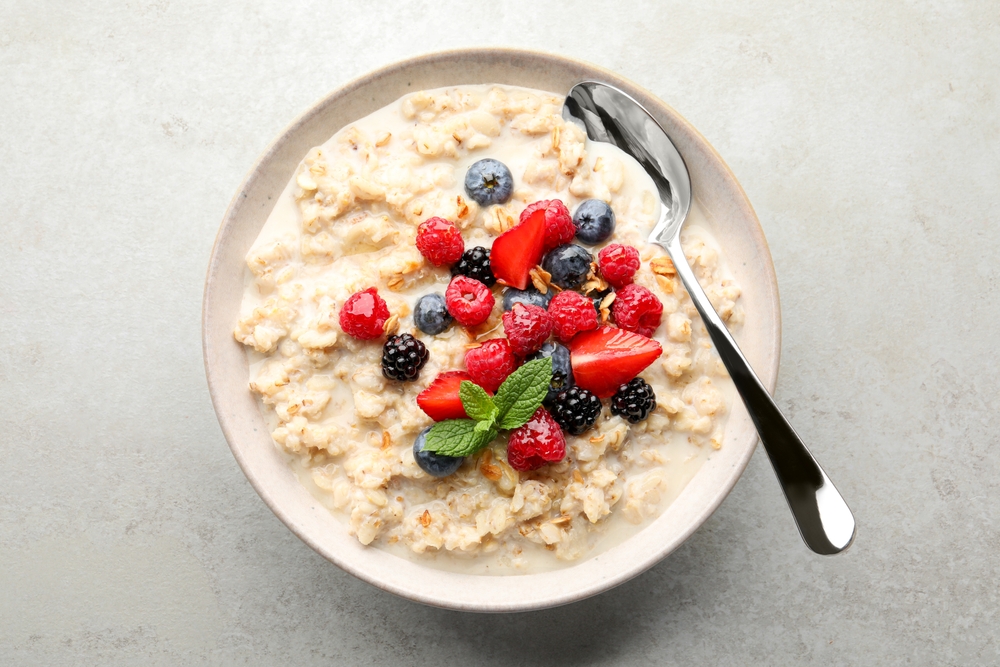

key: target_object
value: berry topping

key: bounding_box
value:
[417,371,480,421]
[451,246,496,287]
[416,217,464,267]
[339,287,390,340]
[542,243,593,290]
[573,199,616,245]
[612,283,663,337]
[521,199,575,252]
[465,338,516,393]
[506,407,566,472]
[528,341,575,404]
[464,158,513,206]
[490,206,547,290]
[413,426,464,477]
[568,326,662,398]
[502,286,552,311]
[550,386,602,435]
[597,243,640,288]
[589,287,614,314]
[610,377,657,423]
[445,275,495,327]
[381,333,429,382]
[413,293,452,335]
[502,303,553,357]
[547,290,599,343]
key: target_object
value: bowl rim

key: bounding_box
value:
[203,46,781,612]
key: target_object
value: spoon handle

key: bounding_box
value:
[663,235,856,554]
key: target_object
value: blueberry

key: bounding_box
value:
[502,286,552,311]
[414,293,452,335]
[590,287,613,313]
[528,342,575,404]
[413,427,464,477]
[542,244,593,290]
[572,199,616,245]
[464,159,513,206]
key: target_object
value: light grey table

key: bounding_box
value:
[2,2,997,665]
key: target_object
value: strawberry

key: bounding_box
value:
[489,207,546,290]
[416,371,485,421]
[568,326,662,398]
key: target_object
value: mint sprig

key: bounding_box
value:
[422,357,553,458]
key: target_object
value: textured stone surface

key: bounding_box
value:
[1,1,997,664]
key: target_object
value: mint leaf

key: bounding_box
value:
[460,381,497,424]
[423,419,497,457]
[494,357,553,430]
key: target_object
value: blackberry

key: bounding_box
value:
[381,333,429,382]
[610,377,656,423]
[451,246,495,287]
[550,386,602,435]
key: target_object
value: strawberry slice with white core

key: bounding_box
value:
[568,326,663,398]
[489,207,547,290]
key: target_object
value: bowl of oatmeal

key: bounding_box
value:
[203,48,780,611]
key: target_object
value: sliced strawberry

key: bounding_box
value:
[489,207,546,290]
[416,371,486,421]
[568,326,663,398]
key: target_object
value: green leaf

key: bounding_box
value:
[494,357,553,430]
[459,381,497,424]
[423,419,497,458]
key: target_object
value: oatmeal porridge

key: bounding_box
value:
[234,85,744,573]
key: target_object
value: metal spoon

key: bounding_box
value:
[563,81,856,555]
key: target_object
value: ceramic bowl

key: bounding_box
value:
[203,48,780,612]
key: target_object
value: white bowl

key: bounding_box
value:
[203,48,781,612]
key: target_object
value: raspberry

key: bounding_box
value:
[597,244,640,288]
[416,217,464,267]
[465,339,516,392]
[506,407,566,471]
[445,275,495,327]
[547,290,598,343]
[339,287,390,340]
[612,283,663,337]
[502,303,553,357]
[522,199,574,252]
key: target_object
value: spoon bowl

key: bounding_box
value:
[564,81,856,555]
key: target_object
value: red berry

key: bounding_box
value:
[339,287,390,340]
[612,284,663,337]
[569,326,662,398]
[597,244,640,288]
[416,217,464,267]
[465,339,516,393]
[502,303,553,357]
[522,199,574,252]
[445,275,495,326]
[490,206,547,290]
[417,371,482,421]
[547,290,598,343]
[506,407,566,471]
